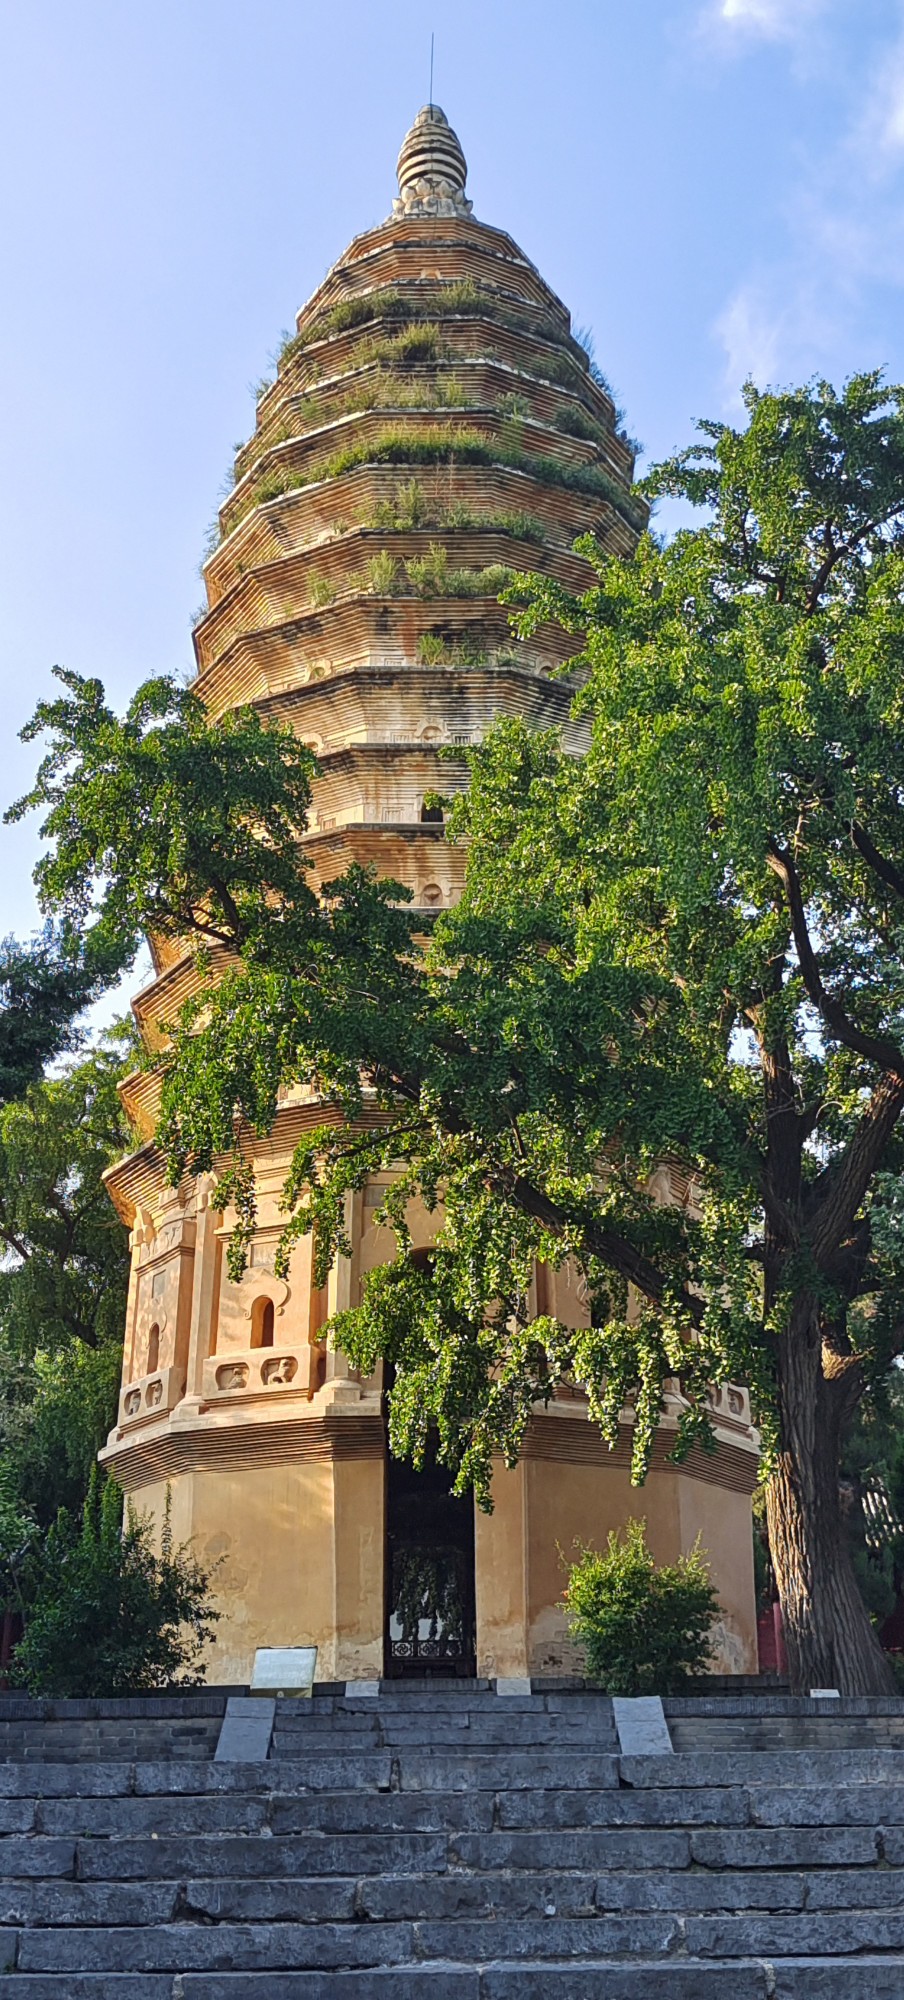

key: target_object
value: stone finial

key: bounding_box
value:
[393,104,472,220]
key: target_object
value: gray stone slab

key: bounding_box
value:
[0,1765,130,1798]
[0,1801,34,1833]
[134,1754,393,1793]
[498,1785,749,1829]
[36,1793,271,1836]
[690,1826,879,1868]
[770,1963,904,1999]
[612,1696,672,1757]
[805,1867,904,1908]
[397,1752,619,1791]
[495,1677,532,1696]
[269,1791,493,1834]
[620,1749,904,1787]
[214,1696,275,1764]
[687,1912,904,1956]
[0,1983,174,1999]
[359,1869,601,1921]
[76,1830,448,1880]
[179,1979,479,1999]
[480,1969,768,2000]
[449,1828,690,1871]
[0,1882,178,1927]
[0,1837,75,1877]
[876,1825,904,1864]
[18,1921,414,1973]
[347,1681,380,1699]
[593,1869,805,1912]
[751,1784,904,1826]
[414,1914,680,1959]
[183,1877,358,1923]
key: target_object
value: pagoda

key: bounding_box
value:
[101,108,760,1683]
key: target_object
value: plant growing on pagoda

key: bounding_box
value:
[563,1520,718,1694]
[11,373,904,1696]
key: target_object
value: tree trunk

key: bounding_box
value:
[765,1301,895,1695]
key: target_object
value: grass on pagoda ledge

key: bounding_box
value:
[222,425,644,541]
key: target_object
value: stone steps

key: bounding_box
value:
[0,1691,902,1991]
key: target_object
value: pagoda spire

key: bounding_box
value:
[393,104,472,219]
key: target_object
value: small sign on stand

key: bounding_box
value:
[251,1646,317,1697]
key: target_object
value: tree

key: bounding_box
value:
[0,928,101,1107]
[12,1471,217,1696]
[10,374,904,1694]
[0,1027,135,1359]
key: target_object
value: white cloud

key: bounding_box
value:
[714,279,836,405]
[710,9,904,408]
[853,31,904,163]
[712,0,827,40]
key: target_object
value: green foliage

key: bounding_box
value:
[0,929,100,1105]
[0,1341,122,1531]
[308,570,337,607]
[355,550,400,595]
[368,485,547,544]
[0,1030,134,1356]
[562,1520,718,1693]
[415,632,490,666]
[230,424,643,538]
[6,671,319,971]
[16,370,904,1685]
[405,546,512,599]
[554,403,606,443]
[12,1473,217,1696]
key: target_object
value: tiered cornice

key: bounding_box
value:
[114,104,646,1206]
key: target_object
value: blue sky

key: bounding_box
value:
[2,0,903,962]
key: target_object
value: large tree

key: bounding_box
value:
[10,373,904,1693]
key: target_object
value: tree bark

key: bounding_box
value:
[764,1297,895,1694]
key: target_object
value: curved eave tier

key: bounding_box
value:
[196,527,595,675]
[105,1097,387,1227]
[204,462,633,617]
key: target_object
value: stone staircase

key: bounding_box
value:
[0,1685,903,1994]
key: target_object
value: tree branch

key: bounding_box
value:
[766,840,904,1077]
[492,1165,706,1331]
[809,1068,904,1267]
[851,821,904,902]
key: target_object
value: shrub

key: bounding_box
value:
[308,571,337,607]
[359,550,399,595]
[12,1472,218,1695]
[562,1519,718,1694]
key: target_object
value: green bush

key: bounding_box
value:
[562,1519,719,1694]
[12,1471,217,1695]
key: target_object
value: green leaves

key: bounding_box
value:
[7,669,320,972]
[11,1473,218,1696]
[13,374,904,1577]
[562,1519,719,1694]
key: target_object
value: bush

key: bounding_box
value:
[562,1518,719,1694]
[12,1472,218,1695]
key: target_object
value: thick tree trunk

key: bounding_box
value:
[764,1301,895,1695]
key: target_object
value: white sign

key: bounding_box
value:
[251,1646,317,1696]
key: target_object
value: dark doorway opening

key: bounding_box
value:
[384,1439,476,1678]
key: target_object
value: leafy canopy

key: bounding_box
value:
[0,1028,135,1357]
[11,372,904,1512]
